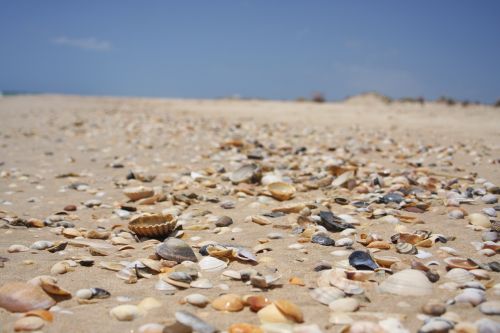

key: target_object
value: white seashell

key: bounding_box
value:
[109,304,140,321]
[330,250,351,257]
[340,228,357,236]
[7,244,30,253]
[190,278,213,289]
[138,323,164,333]
[198,256,227,272]
[222,270,241,280]
[137,297,161,312]
[454,288,486,306]
[335,238,354,247]
[184,293,209,307]
[468,213,491,228]
[76,288,93,299]
[309,287,345,305]
[448,210,464,219]
[415,250,432,259]
[378,318,410,333]
[481,194,498,204]
[288,243,304,250]
[30,240,55,250]
[439,247,459,256]
[478,301,500,315]
[328,298,359,312]
[329,313,354,325]
[379,269,433,296]
[445,268,474,284]
[155,279,177,291]
[482,207,497,217]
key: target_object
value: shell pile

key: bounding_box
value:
[0,96,499,332]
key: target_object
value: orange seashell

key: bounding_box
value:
[373,255,400,269]
[244,295,271,312]
[415,239,433,248]
[0,282,55,313]
[229,323,263,333]
[25,309,54,322]
[268,182,296,201]
[128,213,177,238]
[289,277,305,286]
[211,294,244,312]
[14,316,45,332]
[444,257,479,270]
[366,241,391,250]
[274,300,304,323]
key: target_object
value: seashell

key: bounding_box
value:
[174,310,217,333]
[184,293,209,307]
[250,215,272,225]
[123,186,154,201]
[468,213,491,228]
[470,269,490,280]
[421,301,446,316]
[327,269,366,295]
[8,244,30,253]
[109,304,140,321]
[274,300,304,323]
[379,269,433,296]
[311,234,335,246]
[62,228,82,238]
[348,251,378,270]
[228,323,263,333]
[482,207,497,217]
[373,255,400,268]
[138,323,165,333]
[415,239,433,248]
[439,246,459,256]
[211,294,244,312]
[24,309,54,322]
[140,258,162,273]
[482,231,498,242]
[448,209,465,219]
[14,316,45,332]
[50,261,71,275]
[366,240,391,250]
[478,300,500,315]
[198,256,227,272]
[230,164,261,184]
[30,241,54,250]
[419,318,453,333]
[444,257,478,270]
[345,321,385,333]
[0,282,56,312]
[481,194,498,204]
[76,289,93,299]
[329,313,354,325]
[129,213,177,238]
[99,261,124,271]
[445,268,474,284]
[244,295,271,312]
[476,318,500,333]
[336,238,354,247]
[268,182,296,201]
[215,215,233,227]
[478,248,496,256]
[169,271,193,284]
[272,202,307,214]
[190,278,213,289]
[207,244,235,259]
[318,211,354,232]
[155,279,177,291]
[328,297,359,312]
[309,287,345,305]
[156,238,198,263]
[455,288,486,306]
[396,242,417,254]
[392,232,424,245]
[38,277,71,297]
[345,270,374,282]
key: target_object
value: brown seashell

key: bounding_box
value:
[86,230,111,240]
[62,228,82,238]
[415,239,433,248]
[24,310,54,322]
[267,182,296,201]
[229,323,263,333]
[367,241,391,250]
[129,214,177,238]
[123,186,154,201]
[274,300,304,323]
[14,316,45,332]
[244,295,271,312]
[89,247,110,256]
[38,277,71,297]
[288,277,305,286]
[373,255,401,268]
[272,203,307,214]
[444,257,478,270]
[345,270,374,282]
[0,282,56,313]
[357,233,374,246]
[250,215,272,225]
[211,294,244,312]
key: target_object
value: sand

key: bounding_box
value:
[0,95,499,332]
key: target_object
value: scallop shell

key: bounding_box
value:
[267,182,296,201]
[128,214,177,238]
[0,282,56,313]
[123,186,154,201]
[309,287,345,305]
[198,256,227,272]
[379,269,433,296]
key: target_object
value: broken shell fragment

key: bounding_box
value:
[109,304,140,321]
[0,282,56,312]
[230,164,261,184]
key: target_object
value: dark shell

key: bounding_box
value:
[488,261,500,272]
[334,197,349,205]
[311,234,335,246]
[318,211,354,232]
[173,310,217,333]
[426,271,440,283]
[348,251,378,271]
[351,201,369,208]
[313,261,332,272]
[91,287,111,299]
[380,192,404,204]
[156,238,198,263]
[262,211,286,218]
[215,216,233,227]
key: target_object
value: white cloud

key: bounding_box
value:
[52,36,111,51]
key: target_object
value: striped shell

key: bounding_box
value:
[396,242,417,254]
[128,213,177,238]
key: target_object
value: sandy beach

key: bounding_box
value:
[0,95,499,333]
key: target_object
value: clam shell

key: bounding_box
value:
[257,303,293,324]
[444,257,478,270]
[445,268,474,284]
[366,241,391,250]
[328,297,359,312]
[267,182,296,201]
[198,256,227,272]
[129,214,177,238]
[123,186,154,201]
[348,251,378,270]
[109,304,140,321]
[175,310,217,333]
[14,316,45,332]
[468,213,491,228]
[156,238,198,263]
[379,269,433,296]
[0,282,56,313]
[274,300,304,323]
[373,255,401,268]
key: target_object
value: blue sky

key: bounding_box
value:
[1,1,499,102]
